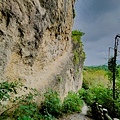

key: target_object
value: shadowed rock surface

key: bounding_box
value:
[0,0,85,108]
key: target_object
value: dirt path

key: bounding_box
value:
[58,113,93,120]
[58,103,94,120]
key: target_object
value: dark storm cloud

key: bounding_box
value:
[76,0,120,22]
[73,0,120,66]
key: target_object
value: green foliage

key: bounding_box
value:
[114,96,120,117]
[0,80,85,120]
[73,50,79,64]
[108,57,115,72]
[40,90,84,118]
[84,65,108,71]
[3,89,57,120]
[0,79,24,119]
[72,30,85,43]
[115,79,120,117]
[80,86,112,106]
[72,30,86,65]
[83,66,109,89]
[39,90,84,118]
[0,87,41,120]
[13,102,41,120]
[13,88,39,104]
[107,57,120,83]
[78,84,120,118]
[62,91,83,113]
[41,114,55,120]
[0,80,22,102]
[40,90,62,118]
[12,89,57,120]
[81,66,120,118]
[77,63,120,119]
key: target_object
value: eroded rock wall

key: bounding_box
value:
[0,0,83,100]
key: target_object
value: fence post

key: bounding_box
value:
[103,108,112,120]
[95,103,99,119]
[95,103,102,120]
[98,105,104,120]
[92,102,98,119]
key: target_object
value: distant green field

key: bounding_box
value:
[83,65,109,88]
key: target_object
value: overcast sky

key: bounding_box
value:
[73,0,120,66]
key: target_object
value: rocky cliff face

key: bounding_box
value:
[0,0,84,100]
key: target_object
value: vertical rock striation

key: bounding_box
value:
[0,0,84,100]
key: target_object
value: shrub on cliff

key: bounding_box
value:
[39,90,62,118]
[72,30,86,65]
[39,90,84,118]
[0,80,22,102]
[62,91,83,113]
[13,100,41,120]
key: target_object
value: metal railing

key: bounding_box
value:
[92,103,112,120]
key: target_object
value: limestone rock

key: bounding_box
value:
[0,0,84,101]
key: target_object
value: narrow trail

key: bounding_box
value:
[58,103,94,120]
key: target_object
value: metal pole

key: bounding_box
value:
[113,34,120,117]
[108,47,114,60]
[113,43,117,100]
[113,35,120,100]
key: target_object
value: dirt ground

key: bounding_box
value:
[58,113,94,120]
[58,103,94,120]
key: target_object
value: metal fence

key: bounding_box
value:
[92,102,112,120]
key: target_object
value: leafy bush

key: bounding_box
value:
[78,89,94,107]
[114,96,120,118]
[0,80,88,120]
[0,80,22,102]
[2,89,57,120]
[13,102,41,120]
[78,85,120,118]
[41,114,56,120]
[0,91,39,119]
[12,91,41,120]
[72,30,86,65]
[72,30,85,43]
[0,80,24,119]
[40,90,62,117]
[0,81,42,120]
[62,91,83,113]
[80,65,120,118]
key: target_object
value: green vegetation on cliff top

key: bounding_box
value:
[72,30,86,65]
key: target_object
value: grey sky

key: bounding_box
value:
[73,0,120,66]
